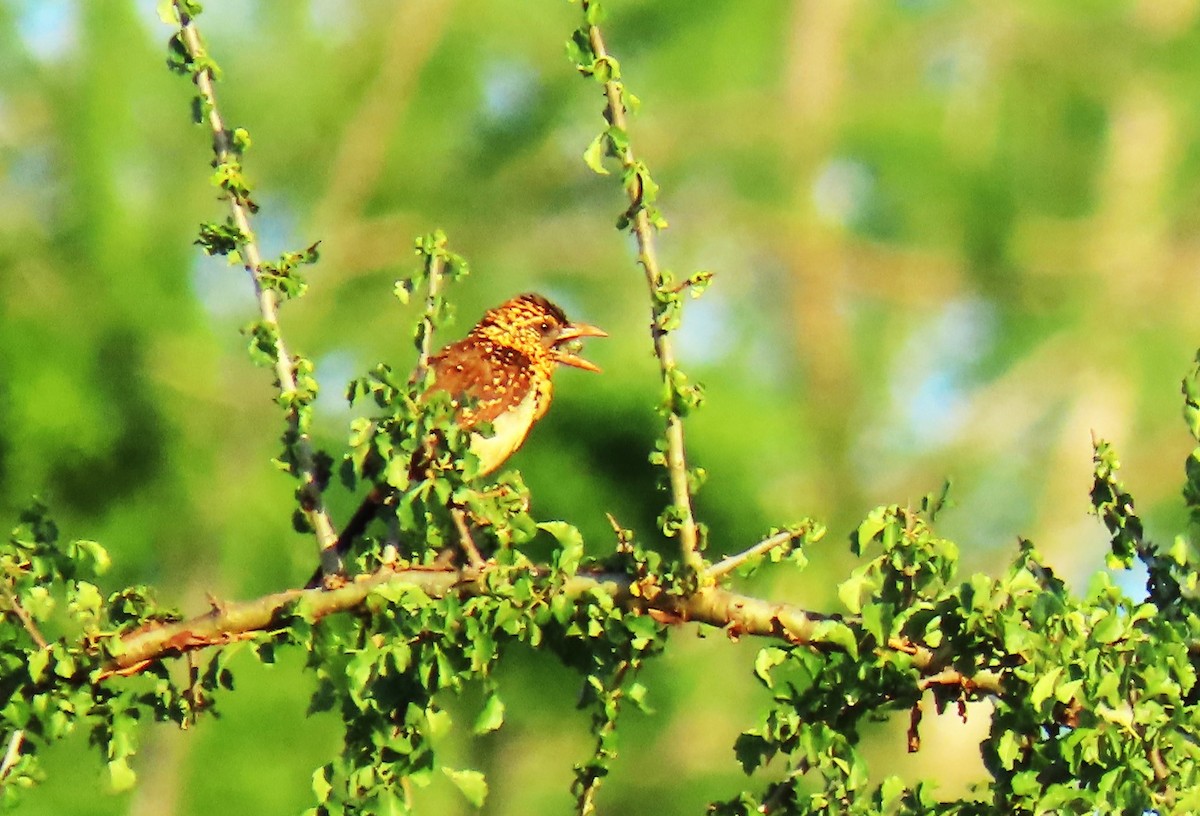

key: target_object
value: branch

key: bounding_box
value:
[1,586,48,650]
[450,508,487,570]
[102,563,1000,697]
[174,4,341,578]
[413,245,444,379]
[705,530,804,580]
[581,9,702,575]
[0,729,24,784]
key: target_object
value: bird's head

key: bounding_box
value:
[473,293,607,373]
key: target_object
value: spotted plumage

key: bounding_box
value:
[425,293,605,473]
[308,293,605,586]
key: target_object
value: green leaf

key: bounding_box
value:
[540,521,584,575]
[627,682,651,713]
[879,775,905,808]
[156,0,179,24]
[753,647,787,689]
[27,649,50,683]
[852,507,890,555]
[837,567,877,614]
[583,132,609,175]
[996,730,1022,770]
[1030,666,1062,710]
[810,620,859,660]
[108,757,137,793]
[311,764,333,803]
[1170,534,1190,565]
[1091,610,1123,644]
[474,693,505,735]
[425,706,452,740]
[443,768,488,807]
[733,732,770,774]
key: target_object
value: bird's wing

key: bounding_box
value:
[428,339,535,429]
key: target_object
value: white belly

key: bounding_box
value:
[469,387,541,474]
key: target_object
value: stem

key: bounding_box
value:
[174,5,340,578]
[414,249,444,379]
[705,529,805,580]
[575,661,629,816]
[450,507,486,569]
[1,586,48,650]
[582,11,702,575]
[0,730,24,783]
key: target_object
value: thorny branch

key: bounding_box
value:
[174,4,341,579]
[581,5,703,576]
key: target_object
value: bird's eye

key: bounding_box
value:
[538,320,554,336]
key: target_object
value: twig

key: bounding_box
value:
[412,248,486,567]
[2,586,48,650]
[174,5,341,579]
[582,9,702,576]
[907,700,923,753]
[705,530,801,580]
[759,771,802,815]
[450,507,486,569]
[1148,742,1169,782]
[575,661,630,816]
[917,667,976,693]
[413,248,444,380]
[0,729,24,783]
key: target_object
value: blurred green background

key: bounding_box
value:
[4,0,1200,812]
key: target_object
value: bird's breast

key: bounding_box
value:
[469,384,546,474]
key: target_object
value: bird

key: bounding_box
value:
[424,292,607,475]
[310,293,606,586]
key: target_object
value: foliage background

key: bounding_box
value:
[2,0,1199,812]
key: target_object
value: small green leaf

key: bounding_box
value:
[312,764,333,803]
[108,757,137,792]
[156,0,179,24]
[425,707,452,740]
[1030,666,1062,709]
[583,133,609,175]
[879,775,905,808]
[474,693,505,735]
[1091,610,1124,644]
[444,768,488,807]
[996,730,1022,770]
[733,732,770,773]
[810,620,859,659]
[837,568,877,614]
[27,649,50,682]
[540,521,584,575]
[753,647,787,689]
[1170,535,1190,566]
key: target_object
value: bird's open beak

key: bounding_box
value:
[554,322,607,372]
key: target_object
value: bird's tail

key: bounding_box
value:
[305,484,389,589]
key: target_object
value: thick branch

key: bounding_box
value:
[104,564,1000,696]
[175,6,340,578]
[583,13,702,575]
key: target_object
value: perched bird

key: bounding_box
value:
[311,293,605,586]
[425,292,607,474]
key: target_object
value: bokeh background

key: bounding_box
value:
[3,0,1200,812]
